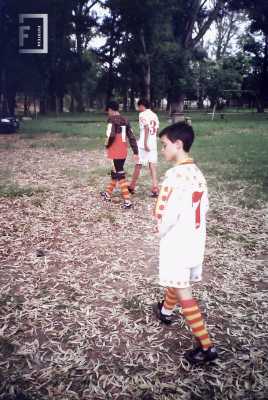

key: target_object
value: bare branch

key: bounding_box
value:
[185,0,225,49]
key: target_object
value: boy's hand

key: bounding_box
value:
[144,144,150,152]
[134,154,139,163]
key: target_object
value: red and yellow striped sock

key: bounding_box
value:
[119,179,130,201]
[152,186,158,193]
[180,298,213,349]
[163,287,178,311]
[107,179,117,196]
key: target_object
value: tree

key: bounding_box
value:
[71,0,99,111]
[229,0,268,107]
[96,6,124,109]
[211,8,246,60]
[161,0,226,115]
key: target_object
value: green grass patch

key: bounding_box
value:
[106,213,116,223]
[0,183,49,198]
[1,110,267,208]
[0,336,17,354]
[0,141,15,150]
[122,296,142,310]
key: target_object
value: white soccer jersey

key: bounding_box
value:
[154,158,209,288]
[138,109,159,150]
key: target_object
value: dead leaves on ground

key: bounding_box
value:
[0,136,268,399]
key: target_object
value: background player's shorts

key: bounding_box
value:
[158,263,203,289]
[136,148,157,165]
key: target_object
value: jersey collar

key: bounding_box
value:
[175,158,194,166]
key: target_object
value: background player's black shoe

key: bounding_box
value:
[151,190,159,197]
[185,346,218,364]
[121,200,132,208]
[100,191,111,200]
[152,301,172,325]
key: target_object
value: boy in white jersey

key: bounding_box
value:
[153,121,218,364]
[128,97,159,197]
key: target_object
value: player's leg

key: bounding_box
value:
[128,164,142,194]
[153,267,190,325]
[153,287,178,325]
[149,162,158,196]
[174,284,218,364]
[115,159,132,208]
[100,161,117,200]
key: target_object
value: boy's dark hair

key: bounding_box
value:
[159,121,195,152]
[138,97,151,109]
[107,100,119,111]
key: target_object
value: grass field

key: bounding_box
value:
[0,111,267,399]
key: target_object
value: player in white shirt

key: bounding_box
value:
[152,121,218,364]
[128,97,159,197]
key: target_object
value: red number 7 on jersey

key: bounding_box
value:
[192,191,204,229]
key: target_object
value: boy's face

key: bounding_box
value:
[161,134,181,162]
[108,108,114,117]
[138,104,146,112]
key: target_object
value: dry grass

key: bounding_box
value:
[0,134,267,399]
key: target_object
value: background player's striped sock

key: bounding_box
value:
[107,179,117,196]
[179,298,213,350]
[162,287,178,316]
[152,186,158,193]
[119,179,130,201]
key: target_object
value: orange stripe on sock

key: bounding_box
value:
[180,298,213,349]
[163,287,178,310]
[107,179,117,195]
[119,179,130,201]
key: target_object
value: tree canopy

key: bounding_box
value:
[0,0,267,115]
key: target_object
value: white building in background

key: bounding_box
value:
[203,98,211,107]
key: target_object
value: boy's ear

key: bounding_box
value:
[176,140,183,149]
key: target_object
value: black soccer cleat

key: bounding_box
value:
[121,200,132,208]
[100,191,111,200]
[184,346,218,364]
[152,301,172,325]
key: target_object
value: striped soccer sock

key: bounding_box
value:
[107,179,117,196]
[162,287,178,316]
[180,298,213,349]
[119,179,130,201]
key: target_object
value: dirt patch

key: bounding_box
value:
[0,136,267,399]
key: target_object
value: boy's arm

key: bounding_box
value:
[105,118,116,148]
[154,183,182,238]
[144,125,150,151]
[126,123,139,156]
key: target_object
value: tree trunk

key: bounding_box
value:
[138,26,150,98]
[76,81,85,112]
[105,14,116,110]
[129,80,135,110]
[69,88,75,113]
[1,68,9,114]
[123,93,127,112]
[40,98,47,115]
[34,93,37,118]
[55,94,58,117]
[59,95,64,113]
[24,94,28,116]
[7,91,16,116]
[169,92,185,116]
